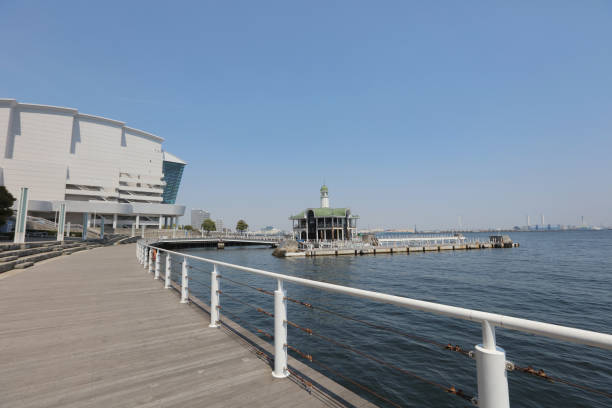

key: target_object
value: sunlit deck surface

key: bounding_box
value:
[0,244,374,408]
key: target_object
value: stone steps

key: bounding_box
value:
[0,242,83,259]
[0,240,115,274]
[0,234,130,274]
[14,262,34,269]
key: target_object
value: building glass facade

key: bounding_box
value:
[162,160,185,204]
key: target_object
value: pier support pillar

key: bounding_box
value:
[272,279,289,378]
[14,187,29,244]
[113,214,117,229]
[82,212,89,241]
[209,265,220,327]
[180,257,189,303]
[57,202,66,242]
[475,321,510,408]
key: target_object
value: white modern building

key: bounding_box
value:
[191,209,210,229]
[0,99,186,230]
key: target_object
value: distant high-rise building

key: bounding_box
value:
[215,219,224,232]
[191,209,210,229]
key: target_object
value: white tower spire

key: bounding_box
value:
[320,185,329,208]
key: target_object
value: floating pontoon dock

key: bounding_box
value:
[281,235,519,257]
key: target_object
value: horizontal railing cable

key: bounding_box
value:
[186,276,211,288]
[220,290,274,318]
[219,274,275,296]
[219,306,274,340]
[286,319,475,404]
[284,295,471,357]
[509,363,612,399]
[287,344,404,408]
[186,264,212,275]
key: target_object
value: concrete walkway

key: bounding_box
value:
[0,244,374,408]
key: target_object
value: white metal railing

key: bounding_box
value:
[136,240,612,408]
[129,228,286,241]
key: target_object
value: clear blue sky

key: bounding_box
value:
[2,1,611,230]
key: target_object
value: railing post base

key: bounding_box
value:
[475,322,510,408]
[272,280,289,378]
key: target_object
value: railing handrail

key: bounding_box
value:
[143,242,612,350]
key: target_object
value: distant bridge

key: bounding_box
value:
[153,236,282,249]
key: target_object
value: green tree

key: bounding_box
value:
[236,219,248,232]
[0,186,16,227]
[202,218,216,232]
[183,225,193,231]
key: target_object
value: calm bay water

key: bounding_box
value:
[167,230,612,407]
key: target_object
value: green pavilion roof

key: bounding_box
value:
[290,207,358,220]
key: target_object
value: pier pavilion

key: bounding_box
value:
[290,185,358,241]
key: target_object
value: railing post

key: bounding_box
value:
[144,247,149,269]
[180,257,189,303]
[165,254,172,289]
[148,248,154,274]
[154,250,161,280]
[209,265,220,328]
[272,279,289,378]
[475,321,510,408]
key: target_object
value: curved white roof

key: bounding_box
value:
[0,98,163,142]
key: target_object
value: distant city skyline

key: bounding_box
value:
[2,1,611,230]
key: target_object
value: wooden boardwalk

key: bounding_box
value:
[0,244,375,408]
